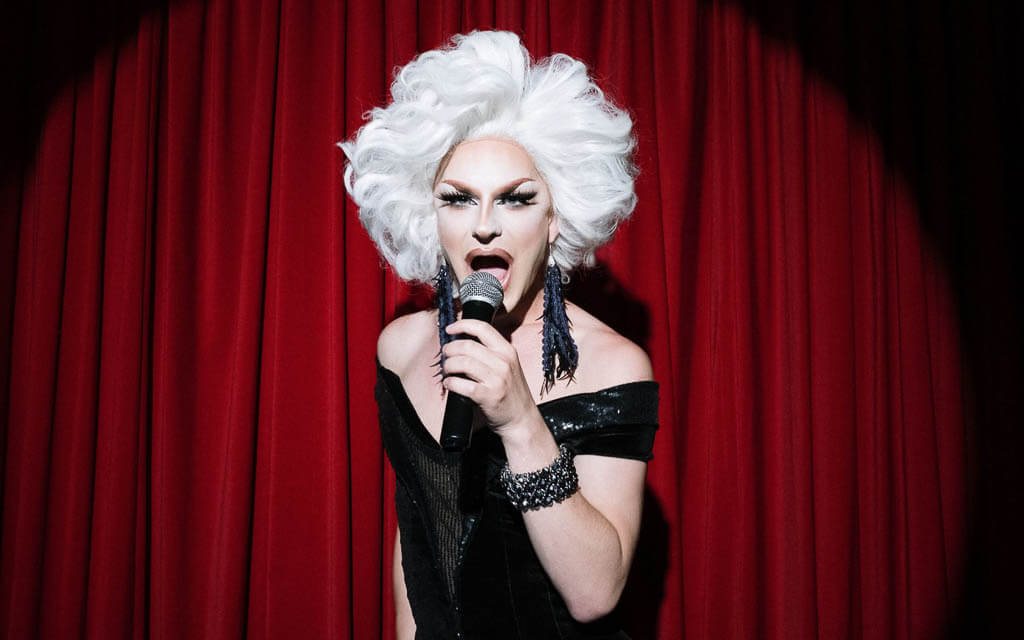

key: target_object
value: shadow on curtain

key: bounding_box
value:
[1,1,1020,638]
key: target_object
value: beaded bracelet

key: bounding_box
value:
[499,443,580,512]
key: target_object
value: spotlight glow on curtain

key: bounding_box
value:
[3,0,1014,638]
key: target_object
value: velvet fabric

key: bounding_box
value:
[376,363,658,639]
[2,1,1022,639]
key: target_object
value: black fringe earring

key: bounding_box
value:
[435,262,456,371]
[541,257,578,393]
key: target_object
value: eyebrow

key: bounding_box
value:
[437,178,535,195]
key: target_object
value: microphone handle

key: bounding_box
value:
[439,299,497,452]
[439,392,475,452]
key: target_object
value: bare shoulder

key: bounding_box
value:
[377,310,438,376]
[566,304,654,391]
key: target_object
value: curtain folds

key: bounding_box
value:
[2,1,1018,638]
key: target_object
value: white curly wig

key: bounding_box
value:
[339,30,637,284]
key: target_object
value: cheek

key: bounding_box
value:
[436,213,469,274]
[436,213,461,247]
[510,222,554,273]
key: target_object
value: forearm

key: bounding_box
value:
[393,535,416,640]
[502,413,641,622]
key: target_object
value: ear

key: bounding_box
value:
[547,212,560,244]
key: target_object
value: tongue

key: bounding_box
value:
[471,256,509,284]
[477,266,507,283]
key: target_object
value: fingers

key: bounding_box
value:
[441,348,523,423]
[440,325,522,411]
[441,372,479,398]
[442,344,497,383]
[444,319,512,352]
[441,350,497,403]
[442,339,513,386]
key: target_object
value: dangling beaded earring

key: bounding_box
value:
[541,253,578,393]
[435,262,456,371]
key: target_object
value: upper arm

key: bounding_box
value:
[608,338,654,384]
[376,317,407,371]
[575,454,647,568]
[572,334,654,568]
[393,534,416,639]
[377,311,434,373]
[579,330,654,390]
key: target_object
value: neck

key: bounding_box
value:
[492,276,546,338]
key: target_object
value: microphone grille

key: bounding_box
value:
[460,272,504,308]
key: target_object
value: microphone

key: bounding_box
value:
[439,271,504,452]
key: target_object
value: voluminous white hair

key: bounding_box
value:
[339,30,637,284]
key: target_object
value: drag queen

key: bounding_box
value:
[341,30,659,639]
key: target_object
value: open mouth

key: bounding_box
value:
[469,253,511,288]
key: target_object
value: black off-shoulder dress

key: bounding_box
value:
[375,362,659,640]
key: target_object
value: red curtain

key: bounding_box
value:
[1,1,1020,638]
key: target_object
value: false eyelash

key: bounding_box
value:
[436,191,474,205]
[499,191,538,205]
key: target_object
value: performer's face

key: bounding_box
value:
[434,138,558,314]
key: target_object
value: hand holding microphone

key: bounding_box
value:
[439,271,504,452]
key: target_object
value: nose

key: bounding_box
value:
[472,201,501,242]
